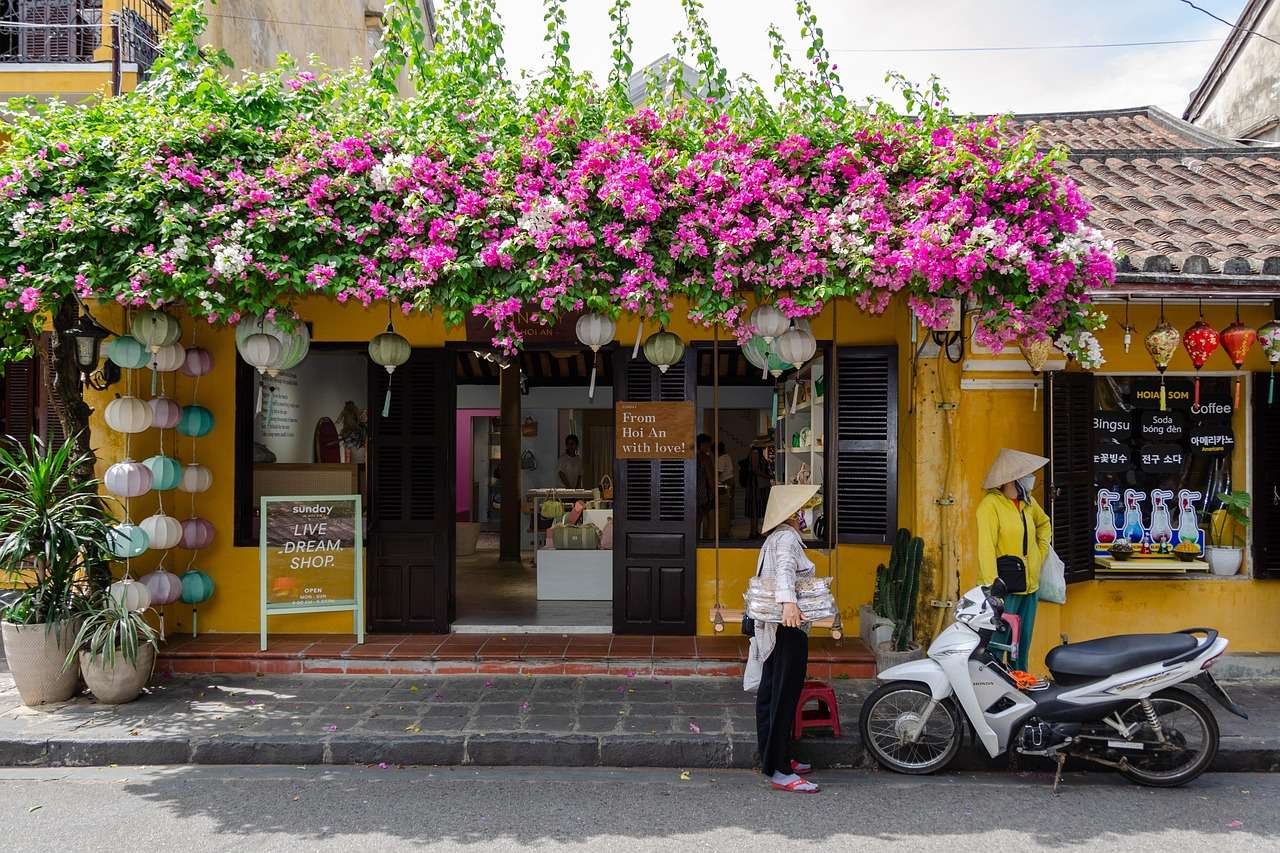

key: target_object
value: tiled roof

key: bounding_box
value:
[1011,107,1280,281]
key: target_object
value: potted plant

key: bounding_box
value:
[65,592,158,704]
[874,529,926,671]
[0,437,112,705]
[1206,491,1250,577]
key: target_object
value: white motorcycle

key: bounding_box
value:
[859,578,1247,787]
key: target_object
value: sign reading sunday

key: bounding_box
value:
[259,494,364,650]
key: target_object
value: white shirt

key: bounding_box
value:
[558,453,583,487]
[716,453,734,485]
[744,525,816,692]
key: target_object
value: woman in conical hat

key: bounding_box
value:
[747,483,821,793]
[978,448,1052,672]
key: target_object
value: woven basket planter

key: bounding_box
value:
[874,641,925,673]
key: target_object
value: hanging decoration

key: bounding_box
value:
[239,332,283,413]
[177,404,214,438]
[631,319,644,359]
[1258,320,1280,405]
[144,454,183,491]
[148,395,182,430]
[774,323,817,370]
[1121,298,1133,354]
[1220,303,1256,409]
[368,312,412,417]
[742,334,787,379]
[642,328,685,374]
[140,512,183,551]
[108,578,152,612]
[1182,312,1220,408]
[129,309,181,352]
[140,566,183,639]
[1019,335,1053,411]
[104,460,153,498]
[750,304,790,343]
[235,315,310,375]
[178,463,213,493]
[1144,303,1180,411]
[104,395,153,434]
[180,346,214,377]
[104,335,150,370]
[574,313,615,400]
[180,517,215,550]
[108,523,150,559]
[180,568,215,637]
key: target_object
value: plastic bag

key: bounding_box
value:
[1038,547,1066,605]
[744,576,837,623]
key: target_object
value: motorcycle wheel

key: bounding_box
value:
[859,681,963,775]
[1116,687,1219,788]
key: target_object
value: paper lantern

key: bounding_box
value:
[178,463,213,494]
[575,313,615,351]
[143,454,183,491]
[1020,336,1054,410]
[180,517,215,550]
[108,578,152,612]
[1182,319,1220,408]
[180,346,214,377]
[240,332,283,373]
[1259,320,1280,405]
[148,396,181,430]
[150,342,186,373]
[108,523,150,559]
[130,309,181,351]
[642,328,685,374]
[774,324,817,370]
[180,569,215,604]
[140,568,183,606]
[105,335,150,370]
[742,334,788,379]
[236,316,310,373]
[1144,321,1180,410]
[141,512,183,550]
[104,460,153,498]
[177,404,214,437]
[750,304,790,343]
[1220,321,1256,408]
[369,323,412,417]
[104,396,153,434]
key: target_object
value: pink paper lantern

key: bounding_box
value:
[148,396,182,430]
[140,568,183,606]
[180,516,215,550]
[104,460,152,498]
[180,347,214,377]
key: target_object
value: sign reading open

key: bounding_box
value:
[615,401,696,459]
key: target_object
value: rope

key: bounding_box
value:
[712,325,721,613]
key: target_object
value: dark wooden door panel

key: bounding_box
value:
[1046,370,1096,583]
[1253,373,1280,578]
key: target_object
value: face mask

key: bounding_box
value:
[1017,474,1036,498]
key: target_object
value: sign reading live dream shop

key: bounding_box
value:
[615,401,696,459]
[259,495,363,650]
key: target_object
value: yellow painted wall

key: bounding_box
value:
[0,68,138,101]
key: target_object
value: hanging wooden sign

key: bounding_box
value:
[615,401,695,459]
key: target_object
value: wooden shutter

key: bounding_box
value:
[1,359,38,443]
[834,346,898,544]
[613,351,696,634]
[367,349,455,632]
[1252,372,1280,578]
[18,0,77,62]
[1046,370,1095,583]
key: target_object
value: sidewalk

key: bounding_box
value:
[0,671,1274,771]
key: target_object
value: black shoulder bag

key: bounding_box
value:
[742,541,769,636]
[995,501,1030,595]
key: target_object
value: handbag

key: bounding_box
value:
[521,449,537,471]
[1038,546,1066,604]
[521,416,538,437]
[995,503,1031,594]
[742,546,767,636]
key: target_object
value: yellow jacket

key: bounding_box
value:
[976,490,1052,594]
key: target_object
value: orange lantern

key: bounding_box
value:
[1182,318,1219,408]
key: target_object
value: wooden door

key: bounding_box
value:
[1252,373,1280,578]
[613,352,696,634]
[367,349,455,632]
[1045,370,1096,583]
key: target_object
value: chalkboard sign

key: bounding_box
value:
[1093,411,1133,441]
[1140,409,1186,441]
[259,494,363,650]
[1138,443,1186,473]
[1093,441,1133,472]
[1190,420,1235,454]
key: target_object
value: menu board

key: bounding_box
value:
[615,401,696,459]
[259,495,363,649]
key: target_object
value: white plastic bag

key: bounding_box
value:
[1038,547,1066,605]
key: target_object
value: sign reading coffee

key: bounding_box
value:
[615,401,696,459]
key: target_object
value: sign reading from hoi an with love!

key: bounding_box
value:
[615,401,696,459]
[259,495,363,650]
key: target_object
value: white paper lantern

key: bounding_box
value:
[178,463,213,494]
[150,342,186,373]
[750,304,790,343]
[180,517,215,550]
[240,332,283,374]
[575,313,616,352]
[140,568,183,606]
[180,346,214,377]
[148,396,182,430]
[104,396,153,434]
[104,460,153,498]
[130,309,181,351]
[774,325,817,369]
[236,316,310,374]
[108,578,152,612]
[140,512,182,551]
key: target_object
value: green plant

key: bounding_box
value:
[0,436,113,626]
[1212,490,1251,548]
[876,527,923,651]
[64,592,158,672]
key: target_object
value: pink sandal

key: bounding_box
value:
[772,778,820,794]
[790,760,813,776]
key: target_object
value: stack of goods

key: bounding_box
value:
[744,575,837,624]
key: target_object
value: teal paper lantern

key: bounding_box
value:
[177,404,214,437]
[104,335,150,370]
[144,454,183,491]
[180,569,215,604]
[108,523,150,559]
[742,334,787,379]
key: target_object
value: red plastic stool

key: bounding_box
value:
[793,681,842,739]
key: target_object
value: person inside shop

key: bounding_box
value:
[696,433,716,538]
[746,483,823,794]
[716,441,734,531]
[557,434,583,489]
[745,437,775,539]
[976,448,1052,673]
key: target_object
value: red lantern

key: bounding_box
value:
[1220,321,1256,408]
[1182,319,1220,408]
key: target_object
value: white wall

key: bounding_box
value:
[255,350,367,463]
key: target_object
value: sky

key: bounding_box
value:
[488,0,1250,117]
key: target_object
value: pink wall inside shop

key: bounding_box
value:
[456,409,499,520]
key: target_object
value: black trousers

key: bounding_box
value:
[756,626,809,776]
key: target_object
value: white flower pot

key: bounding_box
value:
[1206,546,1243,577]
[858,604,878,645]
[1,620,80,706]
[79,645,155,705]
[871,621,894,648]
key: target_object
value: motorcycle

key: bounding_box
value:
[858,578,1247,788]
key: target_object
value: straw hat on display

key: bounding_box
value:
[982,448,1050,490]
[762,484,821,533]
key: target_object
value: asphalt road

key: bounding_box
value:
[0,766,1274,852]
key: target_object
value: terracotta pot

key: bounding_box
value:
[1,620,80,706]
[79,644,155,705]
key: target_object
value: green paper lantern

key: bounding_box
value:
[104,335,150,370]
[108,523,150,559]
[144,454,183,491]
[130,309,181,351]
[742,334,787,379]
[180,569,214,604]
[236,315,310,373]
[177,404,214,437]
[642,328,685,374]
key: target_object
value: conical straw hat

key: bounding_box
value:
[982,448,1049,490]
[762,484,821,534]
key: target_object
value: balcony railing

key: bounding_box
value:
[1,0,170,76]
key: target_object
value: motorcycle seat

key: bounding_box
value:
[1046,633,1198,684]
